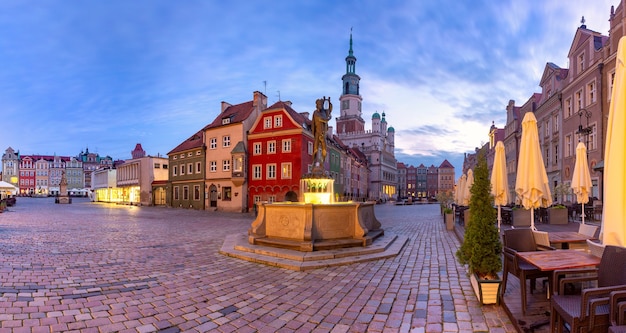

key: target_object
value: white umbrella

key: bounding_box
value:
[571,142,592,224]
[462,169,474,206]
[491,141,509,231]
[515,112,552,230]
[601,36,626,246]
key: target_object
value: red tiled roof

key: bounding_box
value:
[168,130,204,155]
[439,159,454,168]
[203,100,255,130]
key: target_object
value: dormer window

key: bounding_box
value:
[222,117,231,125]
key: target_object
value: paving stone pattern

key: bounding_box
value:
[0,198,516,332]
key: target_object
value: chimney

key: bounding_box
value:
[327,126,334,137]
[283,100,292,107]
[221,101,232,113]
[253,91,268,112]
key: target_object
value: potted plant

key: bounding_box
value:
[511,203,532,227]
[548,204,568,224]
[456,151,502,305]
[443,207,454,231]
[436,190,454,216]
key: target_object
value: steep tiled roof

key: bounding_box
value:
[168,130,204,155]
[203,100,255,130]
[439,159,454,168]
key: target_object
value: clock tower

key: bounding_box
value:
[336,31,364,135]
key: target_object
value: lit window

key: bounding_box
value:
[281,163,292,179]
[233,156,243,172]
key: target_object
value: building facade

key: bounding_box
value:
[334,33,398,201]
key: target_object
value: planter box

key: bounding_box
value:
[470,273,501,305]
[548,208,568,224]
[463,209,471,227]
[445,213,454,231]
[512,209,532,227]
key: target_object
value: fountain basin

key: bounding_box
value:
[248,201,384,252]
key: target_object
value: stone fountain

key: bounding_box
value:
[220,97,405,270]
[247,97,384,252]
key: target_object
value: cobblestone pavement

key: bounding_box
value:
[0,198,515,332]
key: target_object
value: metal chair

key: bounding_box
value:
[502,229,554,315]
[550,245,626,333]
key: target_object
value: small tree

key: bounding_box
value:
[456,150,502,280]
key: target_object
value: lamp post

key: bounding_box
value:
[576,108,592,153]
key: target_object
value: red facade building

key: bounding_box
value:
[247,101,313,208]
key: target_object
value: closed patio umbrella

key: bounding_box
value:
[601,36,626,246]
[515,112,552,230]
[462,169,474,206]
[456,175,466,205]
[571,142,592,224]
[491,141,509,231]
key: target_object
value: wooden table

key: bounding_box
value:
[548,231,597,249]
[517,250,600,297]
[517,249,600,272]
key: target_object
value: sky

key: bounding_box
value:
[0,0,619,179]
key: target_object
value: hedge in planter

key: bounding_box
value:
[456,150,502,281]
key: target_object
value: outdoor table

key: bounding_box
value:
[548,231,597,249]
[516,249,600,297]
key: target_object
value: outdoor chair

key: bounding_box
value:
[587,239,606,258]
[579,224,599,237]
[532,230,551,248]
[608,291,626,333]
[570,224,599,251]
[502,229,555,315]
[550,245,626,333]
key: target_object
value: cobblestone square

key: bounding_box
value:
[0,198,514,332]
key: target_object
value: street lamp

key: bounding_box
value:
[576,108,592,139]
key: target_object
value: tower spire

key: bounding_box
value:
[349,27,354,57]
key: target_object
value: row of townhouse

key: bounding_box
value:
[396,160,456,200]
[1,147,114,196]
[166,91,370,212]
[463,2,626,206]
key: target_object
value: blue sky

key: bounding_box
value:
[0,0,617,178]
